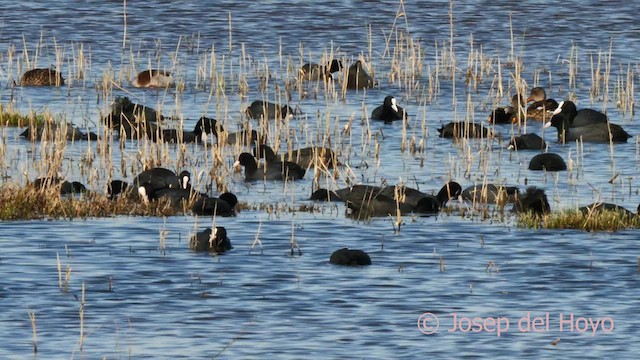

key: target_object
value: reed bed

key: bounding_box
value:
[0,0,637,235]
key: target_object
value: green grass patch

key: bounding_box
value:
[0,104,47,127]
[517,209,640,232]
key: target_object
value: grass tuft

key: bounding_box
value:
[517,209,640,232]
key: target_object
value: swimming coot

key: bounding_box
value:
[254,144,338,169]
[461,184,519,204]
[234,153,305,181]
[346,60,375,89]
[329,248,371,266]
[578,202,636,218]
[32,177,87,195]
[551,100,607,127]
[299,59,342,81]
[488,94,524,124]
[311,182,461,216]
[544,113,631,143]
[507,133,547,151]
[21,122,98,141]
[161,116,217,143]
[528,153,567,171]
[189,227,233,253]
[245,101,294,121]
[102,96,163,139]
[438,122,493,139]
[512,187,550,216]
[371,96,406,123]
[133,168,186,192]
[191,193,238,217]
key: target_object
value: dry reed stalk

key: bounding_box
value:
[79,281,85,351]
[249,219,263,255]
[27,310,37,353]
[568,43,578,90]
[122,0,127,49]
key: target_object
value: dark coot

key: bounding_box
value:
[371,96,406,123]
[551,100,607,127]
[234,153,305,181]
[189,227,233,253]
[21,122,98,141]
[508,133,547,151]
[438,122,493,139]
[245,101,294,120]
[528,153,567,171]
[346,60,375,89]
[299,59,342,81]
[133,168,185,191]
[191,193,238,217]
[161,116,217,143]
[544,113,631,143]
[330,248,371,266]
[512,187,550,216]
[462,184,519,204]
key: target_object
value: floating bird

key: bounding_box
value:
[102,96,162,139]
[20,68,65,86]
[254,144,338,169]
[191,193,238,217]
[133,168,189,192]
[132,69,175,88]
[461,184,519,204]
[161,116,217,143]
[31,177,87,195]
[488,94,525,124]
[207,119,260,146]
[311,182,462,216]
[526,87,558,121]
[544,113,631,143]
[245,101,294,121]
[107,180,131,200]
[371,96,406,123]
[513,187,550,216]
[299,59,342,81]
[189,227,233,253]
[234,152,305,181]
[578,202,636,218]
[438,122,492,139]
[346,60,375,89]
[330,248,371,266]
[20,122,98,141]
[507,133,547,151]
[528,153,567,171]
[551,100,608,127]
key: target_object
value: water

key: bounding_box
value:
[1,1,640,358]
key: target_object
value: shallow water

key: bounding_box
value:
[1,0,640,358]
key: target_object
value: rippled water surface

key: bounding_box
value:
[1,1,640,358]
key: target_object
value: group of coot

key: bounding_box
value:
[17,65,636,265]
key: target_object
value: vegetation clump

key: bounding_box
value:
[0,104,46,127]
[517,209,640,232]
